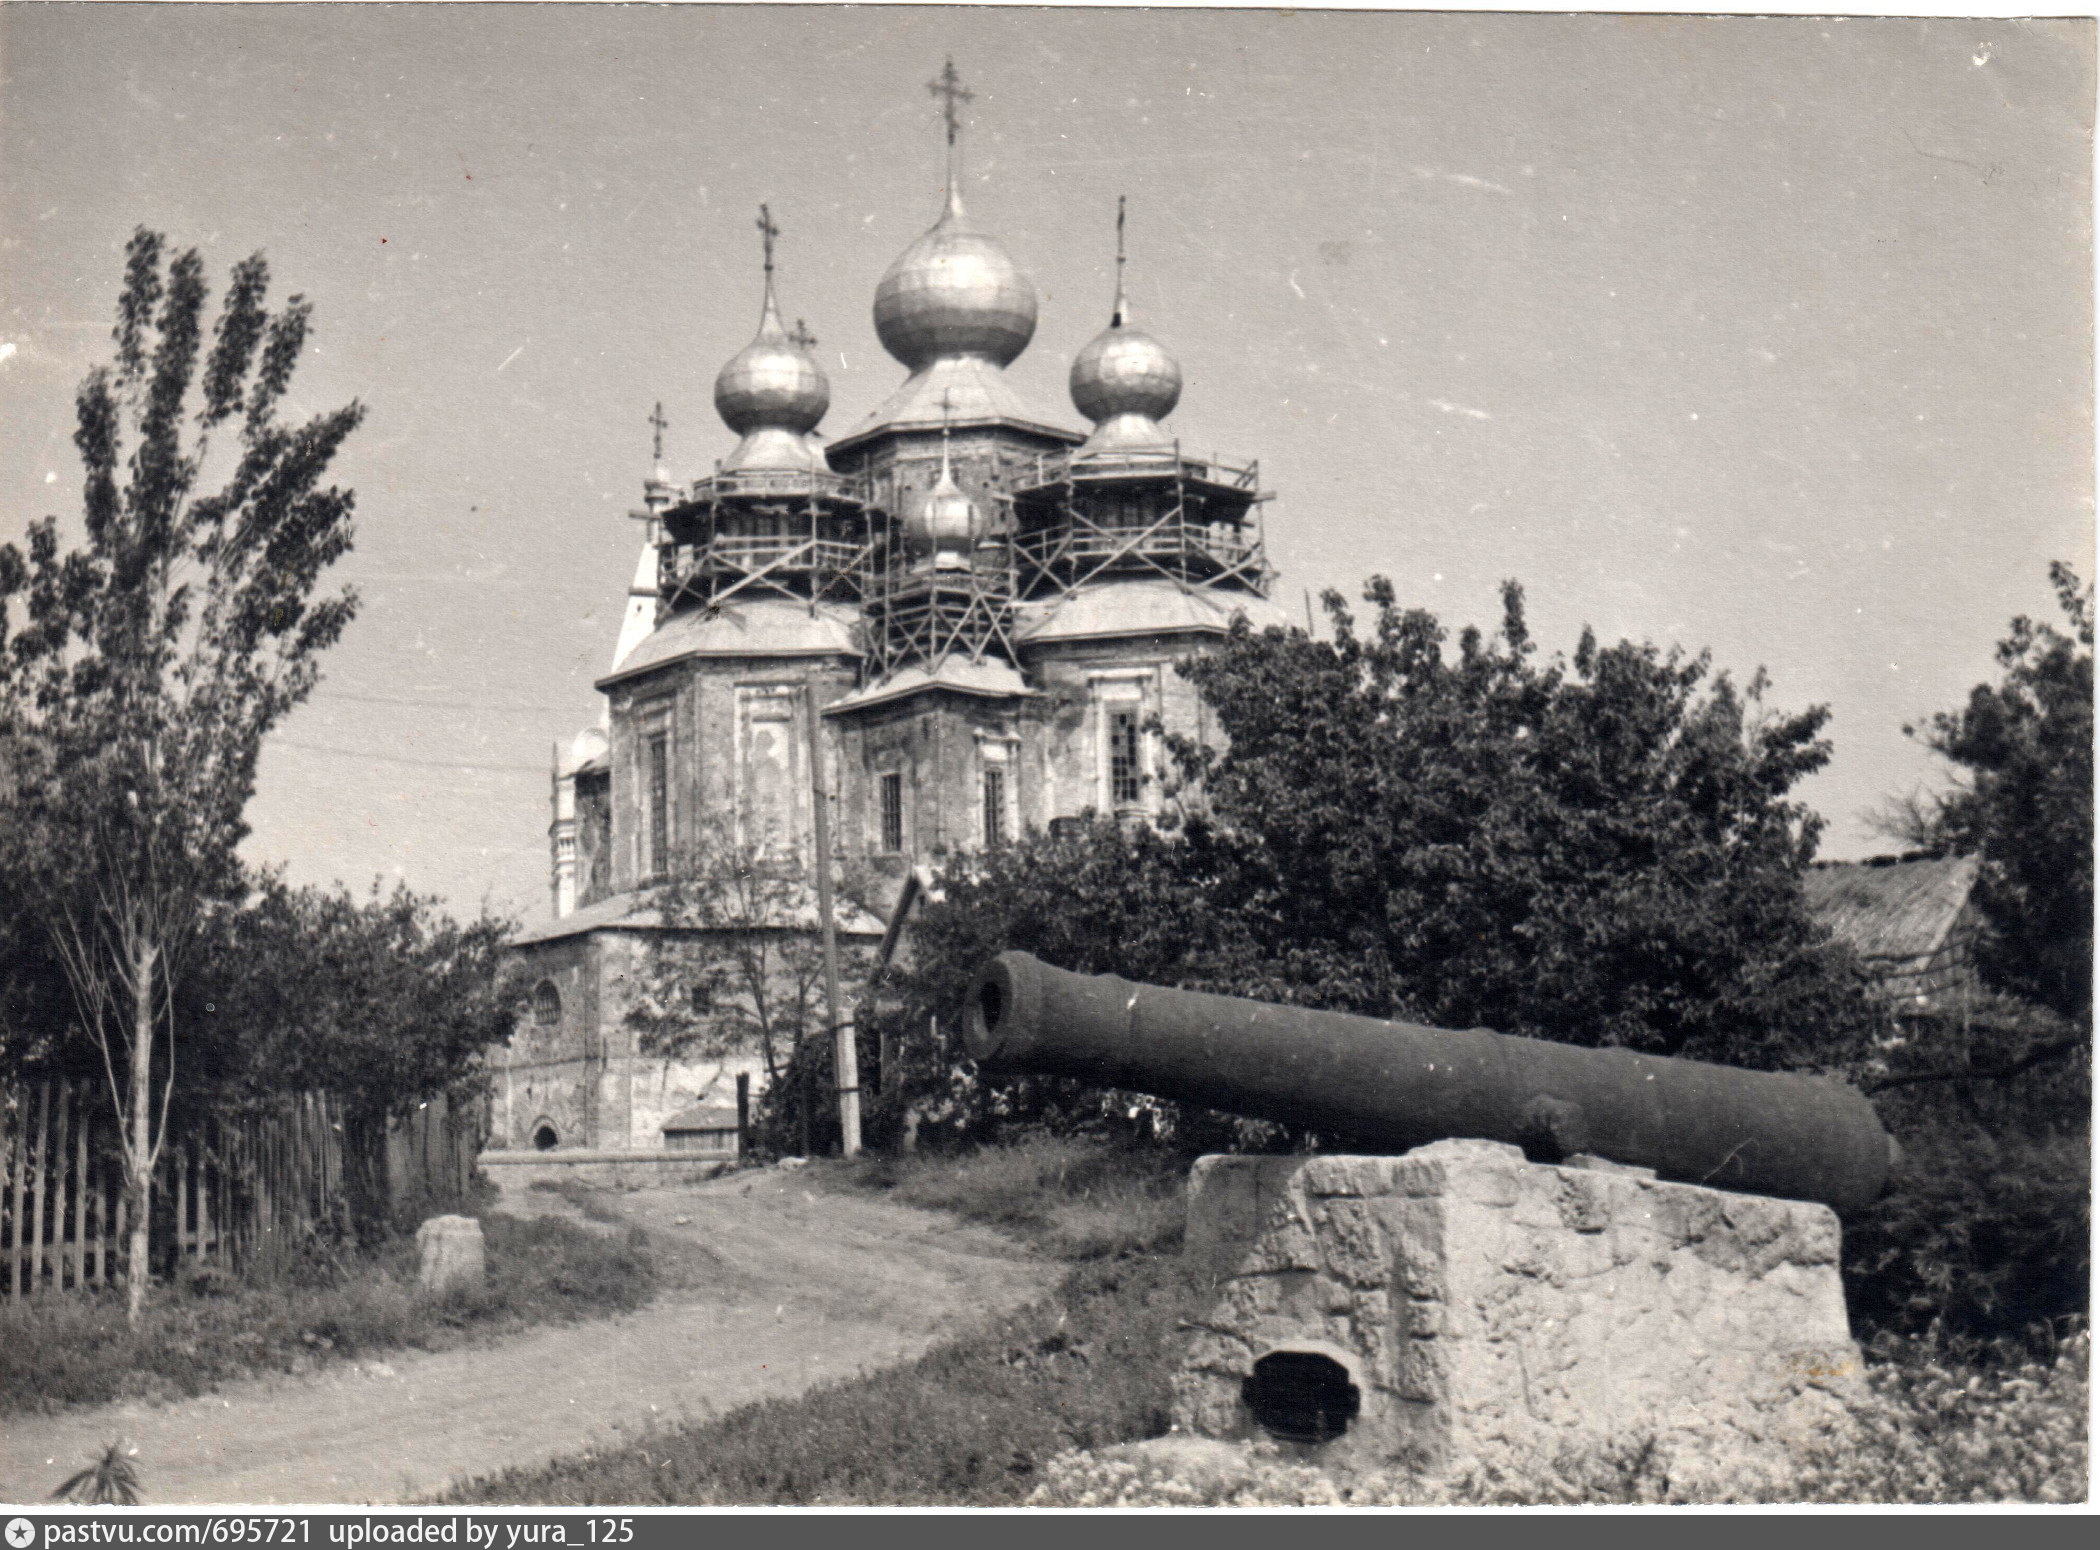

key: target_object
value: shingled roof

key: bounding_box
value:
[1805,854,1982,1005]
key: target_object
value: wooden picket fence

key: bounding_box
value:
[0,1081,357,1299]
[2,1079,489,1300]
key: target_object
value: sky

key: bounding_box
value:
[2,6,2092,927]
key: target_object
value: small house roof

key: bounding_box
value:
[662,1103,741,1133]
[1804,854,1981,964]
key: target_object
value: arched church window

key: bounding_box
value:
[532,1121,560,1152]
[533,980,562,1026]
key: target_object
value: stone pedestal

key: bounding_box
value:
[1172,1140,1861,1482]
[416,1214,487,1297]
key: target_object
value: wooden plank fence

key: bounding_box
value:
[0,1081,481,1301]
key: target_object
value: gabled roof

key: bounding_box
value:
[511,881,886,948]
[598,598,860,690]
[829,357,1081,456]
[1013,579,1294,647]
[823,655,1035,716]
[1804,854,1981,964]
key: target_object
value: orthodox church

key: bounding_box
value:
[495,67,1290,1154]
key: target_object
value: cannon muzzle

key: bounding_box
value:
[966,951,1896,1212]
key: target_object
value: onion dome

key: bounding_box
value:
[1070,200,1181,453]
[902,424,982,565]
[873,187,1038,371]
[714,208,830,472]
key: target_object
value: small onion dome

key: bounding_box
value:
[874,191,1038,371]
[1071,323,1181,429]
[714,287,829,441]
[904,460,982,564]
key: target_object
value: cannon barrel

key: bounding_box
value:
[965,951,1896,1212]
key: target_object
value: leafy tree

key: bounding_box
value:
[1899,563,2093,1027]
[1168,579,1872,1067]
[200,875,514,1232]
[0,230,362,1318]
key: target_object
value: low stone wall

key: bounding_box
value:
[479,1149,733,1190]
[1174,1139,1862,1483]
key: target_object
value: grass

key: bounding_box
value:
[0,1210,657,1417]
[824,1132,1189,1259]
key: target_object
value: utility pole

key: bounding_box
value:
[807,685,861,1156]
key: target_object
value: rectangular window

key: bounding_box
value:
[1108,710,1141,808]
[983,768,1006,849]
[647,732,669,878]
[880,771,904,853]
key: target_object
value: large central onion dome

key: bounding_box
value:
[874,189,1038,371]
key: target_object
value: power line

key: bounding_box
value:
[270,739,548,775]
[308,689,585,715]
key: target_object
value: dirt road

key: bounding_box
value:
[2,1172,1060,1506]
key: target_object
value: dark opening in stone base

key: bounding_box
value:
[1243,1350,1361,1445]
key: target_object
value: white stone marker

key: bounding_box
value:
[416,1214,487,1297]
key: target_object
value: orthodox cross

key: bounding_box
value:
[1113,195,1128,328]
[789,318,818,351]
[928,58,973,147]
[929,58,973,196]
[756,203,779,278]
[648,401,669,466]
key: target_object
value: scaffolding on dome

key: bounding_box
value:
[859,506,1020,681]
[655,465,878,612]
[1008,441,1274,602]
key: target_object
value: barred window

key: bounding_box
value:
[1108,710,1141,808]
[983,768,1006,849]
[532,981,562,1026]
[880,771,905,853]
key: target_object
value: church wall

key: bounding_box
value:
[575,768,613,910]
[833,690,1029,877]
[603,653,859,889]
[500,923,881,1155]
[1021,630,1220,825]
[833,424,1070,536]
[497,934,600,1151]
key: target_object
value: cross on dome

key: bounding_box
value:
[1070,197,1182,450]
[712,203,831,470]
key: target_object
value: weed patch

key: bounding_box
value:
[825,1133,1187,1259]
[0,1213,655,1418]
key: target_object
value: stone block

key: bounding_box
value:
[1175,1147,1861,1486]
[416,1214,486,1297]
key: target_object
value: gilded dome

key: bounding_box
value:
[714,291,829,438]
[903,462,982,561]
[1071,324,1181,428]
[874,192,1038,371]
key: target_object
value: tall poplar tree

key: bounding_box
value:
[0,230,362,1320]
